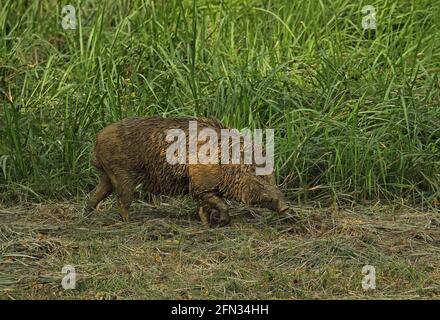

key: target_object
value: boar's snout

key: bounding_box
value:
[257,188,289,214]
[276,198,290,214]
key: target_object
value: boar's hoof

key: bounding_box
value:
[209,212,230,228]
[198,205,231,228]
[208,208,231,228]
[217,212,231,227]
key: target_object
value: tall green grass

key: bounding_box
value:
[1,0,439,205]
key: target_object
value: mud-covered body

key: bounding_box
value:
[86,116,288,226]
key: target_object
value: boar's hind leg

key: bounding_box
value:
[85,173,113,214]
[200,192,230,227]
[109,172,135,222]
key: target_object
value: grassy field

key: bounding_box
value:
[1,0,440,299]
[1,201,440,299]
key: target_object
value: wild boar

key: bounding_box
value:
[85,116,289,227]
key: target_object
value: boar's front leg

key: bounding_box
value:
[199,192,230,227]
[108,171,136,222]
[198,204,215,228]
[188,165,230,227]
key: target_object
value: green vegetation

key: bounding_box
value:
[1,0,439,205]
[1,0,440,300]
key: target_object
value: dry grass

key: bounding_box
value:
[1,199,440,299]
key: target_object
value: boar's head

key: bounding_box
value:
[243,174,289,213]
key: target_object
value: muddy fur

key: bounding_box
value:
[86,116,289,227]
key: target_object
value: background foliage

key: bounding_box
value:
[1,0,439,205]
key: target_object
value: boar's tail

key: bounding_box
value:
[90,145,102,170]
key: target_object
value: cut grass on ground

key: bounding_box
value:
[1,200,440,299]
